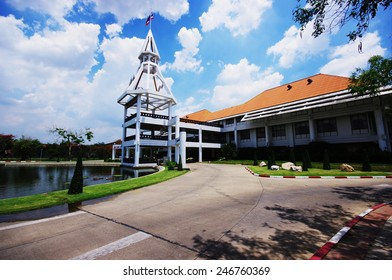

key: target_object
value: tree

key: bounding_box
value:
[0,134,15,158]
[50,127,94,194]
[348,55,392,96]
[50,127,94,160]
[293,0,392,41]
[13,136,41,160]
[349,55,392,120]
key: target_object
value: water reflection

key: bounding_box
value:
[0,165,156,199]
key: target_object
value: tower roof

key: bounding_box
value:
[138,29,160,62]
[118,29,176,111]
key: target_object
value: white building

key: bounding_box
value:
[118,30,392,167]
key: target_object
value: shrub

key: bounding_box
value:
[323,149,331,170]
[362,149,372,171]
[166,161,176,170]
[178,155,183,171]
[303,149,312,168]
[68,154,84,194]
[268,147,276,169]
[289,148,296,165]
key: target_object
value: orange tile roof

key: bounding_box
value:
[184,74,350,122]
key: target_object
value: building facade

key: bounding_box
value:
[118,30,392,167]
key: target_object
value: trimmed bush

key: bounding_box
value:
[68,154,84,194]
[289,148,296,165]
[362,149,372,171]
[323,149,331,170]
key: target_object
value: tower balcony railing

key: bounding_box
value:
[124,112,169,122]
[124,134,167,142]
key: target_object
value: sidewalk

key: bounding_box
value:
[311,203,392,260]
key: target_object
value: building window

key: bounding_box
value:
[316,118,337,136]
[294,121,309,139]
[271,125,286,140]
[256,127,266,139]
[225,118,234,126]
[239,129,250,141]
[351,112,376,135]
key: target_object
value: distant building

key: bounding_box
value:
[118,30,392,167]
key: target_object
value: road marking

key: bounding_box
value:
[0,211,85,231]
[71,231,151,260]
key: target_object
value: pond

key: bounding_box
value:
[0,165,156,199]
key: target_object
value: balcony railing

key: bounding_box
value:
[124,135,167,142]
[125,112,169,122]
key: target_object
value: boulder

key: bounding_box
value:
[259,161,267,167]
[290,165,303,172]
[282,162,295,170]
[271,165,280,170]
[340,163,355,172]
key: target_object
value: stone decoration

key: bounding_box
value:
[271,165,280,170]
[340,163,355,172]
[290,166,303,172]
[281,162,295,170]
[259,161,267,167]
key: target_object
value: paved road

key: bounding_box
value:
[0,163,391,260]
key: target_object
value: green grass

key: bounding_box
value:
[210,159,392,176]
[0,168,187,215]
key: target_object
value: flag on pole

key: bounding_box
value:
[145,13,154,26]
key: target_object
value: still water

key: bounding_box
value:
[0,165,156,199]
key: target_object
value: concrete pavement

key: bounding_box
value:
[0,163,391,260]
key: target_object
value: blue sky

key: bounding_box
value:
[0,0,391,143]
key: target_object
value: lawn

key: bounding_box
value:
[210,160,392,176]
[0,168,187,215]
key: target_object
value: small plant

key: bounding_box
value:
[166,161,176,170]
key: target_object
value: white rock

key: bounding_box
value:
[282,162,295,170]
[290,165,303,172]
[271,165,280,170]
[259,161,267,167]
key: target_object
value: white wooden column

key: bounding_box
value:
[134,94,142,166]
[374,109,388,151]
[265,125,270,146]
[309,118,315,142]
[198,127,203,162]
[180,131,186,168]
[167,102,173,161]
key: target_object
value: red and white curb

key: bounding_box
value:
[245,167,392,179]
[310,202,392,260]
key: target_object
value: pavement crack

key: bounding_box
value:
[79,208,204,257]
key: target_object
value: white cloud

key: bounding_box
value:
[5,0,77,23]
[199,0,272,37]
[0,14,141,143]
[90,0,189,25]
[174,96,206,118]
[267,24,330,68]
[105,23,122,38]
[169,27,204,73]
[320,32,386,76]
[210,58,284,109]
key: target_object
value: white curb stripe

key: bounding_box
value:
[0,211,85,231]
[329,226,351,244]
[71,231,151,260]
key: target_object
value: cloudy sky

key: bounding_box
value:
[0,0,391,143]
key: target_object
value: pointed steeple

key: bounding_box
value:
[138,29,160,63]
[118,29,176,111]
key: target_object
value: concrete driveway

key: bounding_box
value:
[0,163,391,260]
